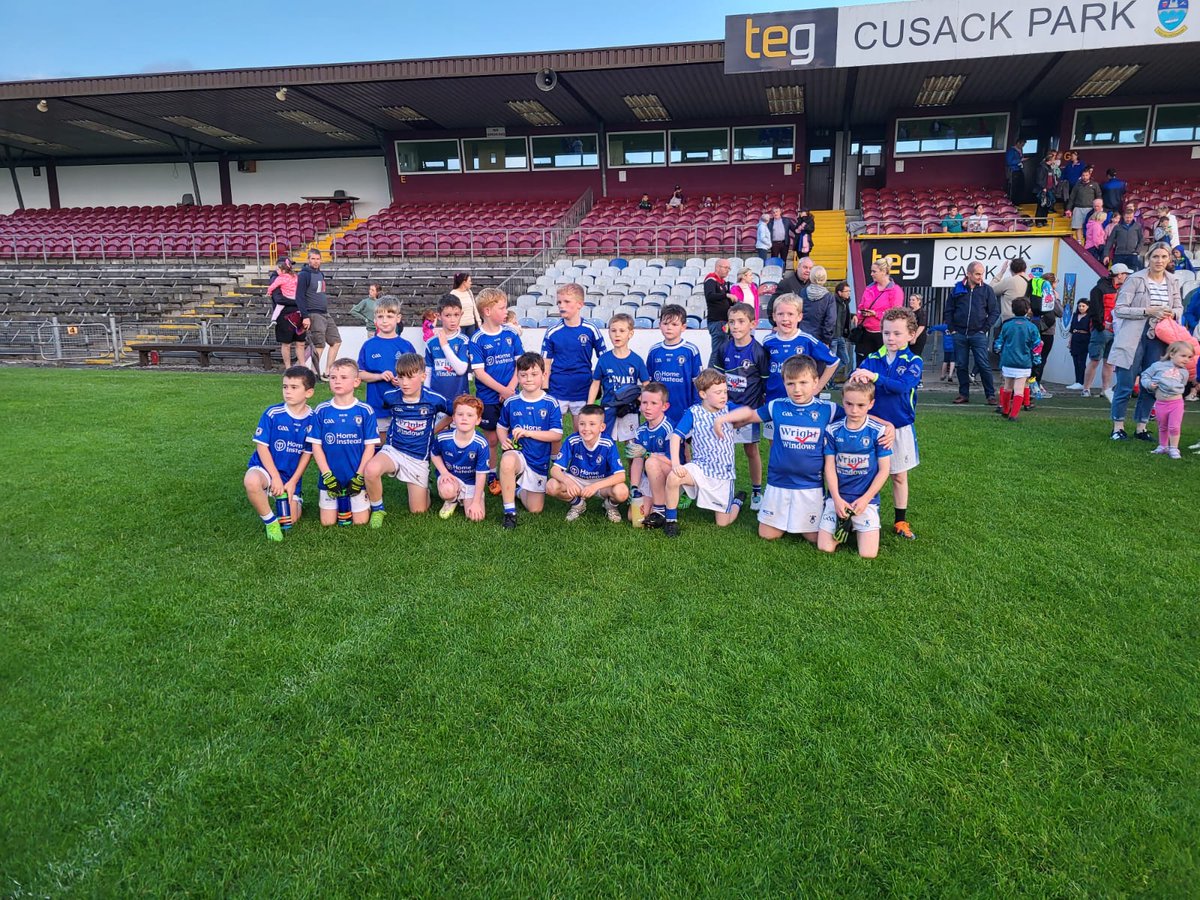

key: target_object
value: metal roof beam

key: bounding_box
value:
[55,97,229,154]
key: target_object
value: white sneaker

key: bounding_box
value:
[1151,446,1168,454]
[1188,440,1200,450]
[1167,448,1182,459]
[1040,391,1054,399]
[603,499,622,523]
[1065,382,1083,391]
[750,492,763,511]
[438,500,457,519]
[1102,388,1114,401]
[1081,389,1091,398]
[565,499,587,522]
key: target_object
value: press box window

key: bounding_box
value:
[395,139,461,174]
[732,125,795,162]
[1151,104,1200,144]
[608,132,666,167]
[1071,107,1149,148]
[531,134,598,169]
[462,137,529,172]
[894,113,1009,155]
[669,129,729,165]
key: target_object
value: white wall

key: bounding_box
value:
[0,167,52,214]
[57,162,221,208]
[229,157,390,217]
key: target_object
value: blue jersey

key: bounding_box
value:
[674,403,736,481]
[858,347,922,427]
[432,430,491,483]
[308,399,379,484]
[543,321,607,402]
[719,337,770,409]
[469,326,524,406]
[633,418,673,458]
[759,397,842,489]
[762,332,839,403]
[498,391,564,476]
[824,419,891,504]
[646,340,702,424]
[247,403,316,482]
[357,334,416,417]
[554,433,624,480]
[425,331,471,402]
[379,386,450,460]
[592,349,649,408]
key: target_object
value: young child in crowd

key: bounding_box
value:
[357,295,415,445]
[431,395,491,520]
[663,369,747,537]
[717,301,770,510]
[849,307,922,539]
[363,353,451,524]
[646,304,702,427]
[242,365,316,541]
[626,382,673,529]
[1143,340,1196,458]
[928,323,956,382]
[817,380,892,559]
[349,283,380,335]
[497,352,564,529]
[469,288,524,492]
[505,308,523,335]
[761,294,838,443]
[425,294,470,403]
[1084,210,1108,262]
[993,297,1043,422]
[308,359,379,527]
[421,308,438,343]
[1068,299,1093,390]
[546,404,629,522]
[543,283,607,422]
[589,312,649,443]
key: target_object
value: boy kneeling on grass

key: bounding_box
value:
[431,395,491,521]
[243,365,317,541]
[308,359,379,527]
[546,404,629,523]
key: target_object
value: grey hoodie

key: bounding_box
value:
[800,283,836,345]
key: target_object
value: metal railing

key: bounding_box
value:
[33,316,121,362]
[0,231,294,267]
[855,212,1199,248]
[498,190,595,299]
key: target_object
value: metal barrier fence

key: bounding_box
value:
[32,317,121,362]
[855,213,1199,247]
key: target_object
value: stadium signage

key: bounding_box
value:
[858,236,1056,287]
[725,0,1196,72]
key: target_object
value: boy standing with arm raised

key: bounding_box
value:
[469,287,524,493]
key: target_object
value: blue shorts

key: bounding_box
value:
[480,402,502,431]
[1088,329,1113,361]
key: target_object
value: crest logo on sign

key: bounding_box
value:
[1157,0,1188,37]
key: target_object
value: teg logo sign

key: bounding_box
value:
[724,9,840,72]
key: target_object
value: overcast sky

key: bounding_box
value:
[4,0,891,82]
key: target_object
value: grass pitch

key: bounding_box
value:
[1,368,1197,896]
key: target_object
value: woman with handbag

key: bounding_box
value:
[853,259,904,358]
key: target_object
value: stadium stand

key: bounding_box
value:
[858,188,1024,234]
[1123,180,1199,247]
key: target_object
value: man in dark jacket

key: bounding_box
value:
[766,207,795,260]
[1083,262,1129,398]
[295,249,340,380]
[1100,169,1126,213]
[945,261,1000,404]
[1103,207,1145,270]
[703,258,732,366]
[768,257,813,325]
[798,266,837,346]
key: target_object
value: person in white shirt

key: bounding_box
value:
[965,203,989,233]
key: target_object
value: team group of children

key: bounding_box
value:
[244,283,923,556]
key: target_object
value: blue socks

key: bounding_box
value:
[371,500,384,512]
[652,504,666,514]
[752,483,762,496]
[504,502,516,514]
[732,495,745,510]
[665,508,678,522]
[260,513,277,523]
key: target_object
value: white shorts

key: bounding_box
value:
[376,416,392,432]
[439,474,478,501]
[510,450,548,495]
[319,489,368,512]
[757,485,824,534]
[890,424,919,474]
[761,420,775,442]
[378,445,431,487]
[559,399,587,418]
[680,462,736,513]
[731,422,761,444]
[247,466,305,502]
[609,412,639,442]
[818,496,881,534]
[1001,366,1032,379]
[556,472,622,495]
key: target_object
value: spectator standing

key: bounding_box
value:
[941,204,965,233]
[268,257,305,370]
[908,294,929,358]
[1109,243,1183,441]
[729,266,761,321]
[1030,271,1061,387]
[350,283,381,335]
[754,213,771,263]
[965,203,989,233]
[1084,210,1108,262]
[1103,207,1146,270]
[703,258,733,366]
[1153,205,1181,248]
[795,207,816,259]
[295,249,340,381]
[771,256,813,323]
[1033,153,1058,226]
[1100,168,1126,213]
[991,257,1031,322]
[450,272,479,336]
[830,281,855,377]
[1067,299,1093,390]
[855,258,904,358]
[1061,151,1086,190]
[1005,139,1026,205]
[945,261,1000,404]
[1085,262,1130,398]
[766,206,795,261]
[1068,169,1102,242]
[801,265,837,346]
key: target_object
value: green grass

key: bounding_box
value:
[1,368,1197,897]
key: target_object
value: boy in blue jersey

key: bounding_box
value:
[817,380,893,558]
[849,307,922,540]
[718,355,893,543]
[469,287,524,492]
[718,302,770,510]
[307,359,379,527]
[497,352,564,529]
[646,304,702,426]
[663,369,748,537]
[243,365,317,541]
[761,293,838,441]
[364,352,451,524]
[431,394,491,522]
[356,296,415,445]
[543,283,607,420]
[425,294,471,403]
[627,382,673,528]
[588,312,649,442]
[547,404,629,523]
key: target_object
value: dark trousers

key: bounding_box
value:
[707,321,727,368]
[1113,253,1142,271]
[953,331,996,399]
[1033,331,1054,381]
[1008,170,1024,205]
[855,329,883,361]
[769,241,788,260]
[1071,348,1088,384]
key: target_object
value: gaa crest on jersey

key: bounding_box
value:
[255,426,264,436]
[578,334,589,346]
[354,416,362,426]
[809,410,820,421]
[419,406,430,417]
